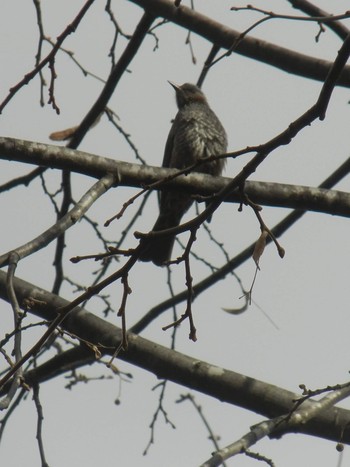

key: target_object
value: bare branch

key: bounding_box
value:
[33,384,50,467]
[0,0,96,114]
[0,173,118,269]
[1,138,350,218]
[130,0,350,86]
[0,167,45,193]
[0,272,350,444]
[288,0,350,40]
[131,154,350,333]
[67,12,155,150]
[0,253,22,410]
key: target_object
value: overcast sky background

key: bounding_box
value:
[1,1,350,466]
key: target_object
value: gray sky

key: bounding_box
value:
[1,1,350,466]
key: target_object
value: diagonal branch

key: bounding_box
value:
[0,173,118,268]
[288,0,350,40]
[131,154,350,333]
[129,0,350,86]
[135,30,350,251]
[68,11,155,150]
[50,11,154,293]
[0,272,350,444]
[0,0,96,114]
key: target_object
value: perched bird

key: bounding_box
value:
[139,82,227,265]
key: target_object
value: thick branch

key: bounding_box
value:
[0,138,349,218]
[0,272,349,443]
[130,0,350,86]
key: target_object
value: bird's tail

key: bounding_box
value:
[139,214,179,266]
[139,192,193,266]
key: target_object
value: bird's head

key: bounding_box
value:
[168,82,207,108]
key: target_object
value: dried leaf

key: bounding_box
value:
[49,126,78,141]
[253,230,269,268]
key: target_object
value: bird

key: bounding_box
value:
[139,82,227,266]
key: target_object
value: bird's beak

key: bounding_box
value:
[168,81,181,92]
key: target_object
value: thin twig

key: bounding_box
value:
[33,384,50,467]
[0,0,96,113]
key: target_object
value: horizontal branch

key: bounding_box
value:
[1,137,350,218]
[130,0,350,86]
[0,271,349,443]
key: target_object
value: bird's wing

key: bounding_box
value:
[162,122,175,168]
